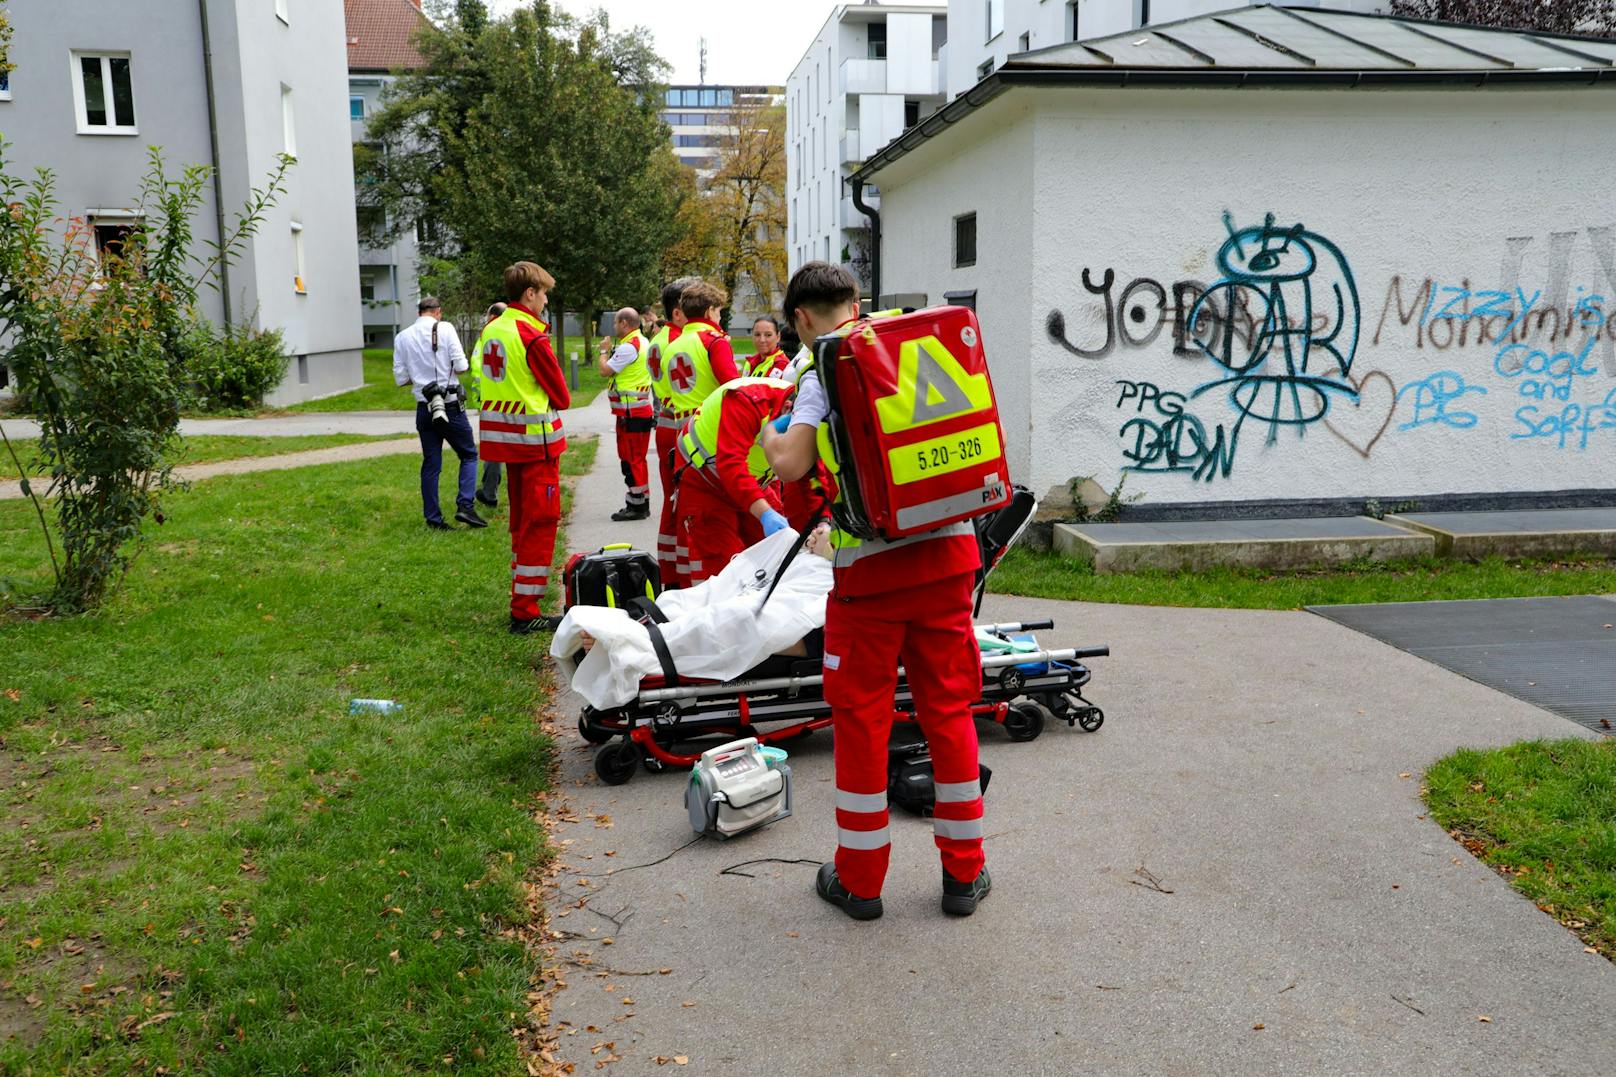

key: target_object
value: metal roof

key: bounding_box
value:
[852,5,1616,181]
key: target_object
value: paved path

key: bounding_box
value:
[539,395,1616,1075]
[0,411,418,441]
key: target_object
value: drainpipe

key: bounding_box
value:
[198,0,231,327]
[850,176,880,304]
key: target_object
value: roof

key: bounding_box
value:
[345,0,430,74]
[853,5,1616,180]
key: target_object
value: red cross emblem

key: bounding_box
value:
[647,343,662,380]
[668,353,697,394]
[482,338,507,382]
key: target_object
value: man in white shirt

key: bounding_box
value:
[393,296,486,530]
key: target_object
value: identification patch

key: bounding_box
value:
[887,422,1003,485]
[823,653,841,670]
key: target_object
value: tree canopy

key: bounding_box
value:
[1386,0,1615,36]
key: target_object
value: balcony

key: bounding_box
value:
[840,57,886,95]
[840,128,861,165]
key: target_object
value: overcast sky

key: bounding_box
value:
[489,0,844,86]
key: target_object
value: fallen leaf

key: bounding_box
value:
[1398,773,1412,780]
[4,688,19,702]
[681,1001,696,1008]
[389,950,401,963]
[1586,947,1599,954]
[674,1058,688,1066]
[1252,1023,1265,1031]
[1478,1015,1492,1023]
[658,968,672,975]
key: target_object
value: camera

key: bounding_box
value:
[421,381,462,431]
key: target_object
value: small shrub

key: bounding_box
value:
[181,319,289,412]
[1069,473,1144,524]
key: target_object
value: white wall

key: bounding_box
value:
[874,85,1616,511]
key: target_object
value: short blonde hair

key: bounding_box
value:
[503,261,556,302]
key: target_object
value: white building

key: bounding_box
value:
[786,3,948,284]
[660,83,780,181]
[946,0,1383,98]
[346,0,429,348]
[1,0,364,404]
[853,7,1616,518]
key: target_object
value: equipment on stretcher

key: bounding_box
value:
[685,738,793,838]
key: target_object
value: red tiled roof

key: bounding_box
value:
[345,0,430,73]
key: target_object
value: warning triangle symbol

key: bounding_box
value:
[912,347,972,423]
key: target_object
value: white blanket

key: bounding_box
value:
[551,531,833,710]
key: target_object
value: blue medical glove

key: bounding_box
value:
[760,508,789,536]
[770,414,792,434]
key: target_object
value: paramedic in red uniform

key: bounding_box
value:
[648,278,694,586]
[596,306,654,521]
[673,378,794,584]
[764,262,990,920]
[747,315,790,378]
[478,261,570,634]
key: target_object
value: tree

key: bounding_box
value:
[702,102,788,324]
[1387,0,1615,35]
[362,1,685,326]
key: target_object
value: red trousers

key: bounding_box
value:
[506,459,561,619]
[823,571,985,899]
[615,414,652,509]
[654,423,682,587]
[673,470,773,585]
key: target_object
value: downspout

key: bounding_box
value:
[198,0,231,327]
[850,176,880,304]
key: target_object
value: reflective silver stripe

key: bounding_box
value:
[483,428,565,446]
[934,779,981,804]
[837,826,891,851]
[478,410,561,425]
[512,583,546,596]
[513,564,547,576]
[894,480,1009,532]
[836,789,887,813]
[686,560,705,572]
[832,522,974,569]
[932,817,983,841]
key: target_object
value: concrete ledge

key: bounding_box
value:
[1052,516,1435,574]
[1389,509,1616,560]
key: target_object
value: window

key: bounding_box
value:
[717,88,733,106]
[986,0,1004,42]
[700,88,717,106]
[904,99,920,129]
[0,68,10,101]
[1070,1,1081,41]
[1019,31,1031,52]
[291,221,306,293]
[1135,0,1151,27]
[296,355,309,384]
[868,23,888,60]
[350,95,365,120]
[281,84,296,157]
[675,134,719,148]
[92,220,138,267]
[275,0,289,24]
[360,279,375,302]
[976,59,994,80]
[72,52,136,134]
[953,212,977,268]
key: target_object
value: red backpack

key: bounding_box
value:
[813,306,1011,540]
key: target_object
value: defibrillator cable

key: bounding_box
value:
[572,834,705,879]
[718,857,824,879]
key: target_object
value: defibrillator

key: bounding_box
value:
[813,306,1011,540]
[685,738,793,839]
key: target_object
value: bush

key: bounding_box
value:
[181,319,289,412]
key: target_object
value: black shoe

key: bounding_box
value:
[426,519,452,531]
[610,503,651,522]
[510,614,564,635]
[815,862,883,921]
[455,507,489,529]
[941,867,992,917]
[475,493,499,508]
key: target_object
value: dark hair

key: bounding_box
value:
[679,281,727,320]
[418,295,443,313]
[661,277,695,319]
[783,261,858,324]
[751,315,780,333]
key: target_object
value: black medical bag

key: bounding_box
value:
[563,544,660,611]
[887,742,992,818]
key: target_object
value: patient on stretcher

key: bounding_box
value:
[552,528,834,711]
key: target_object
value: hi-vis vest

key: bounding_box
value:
[660,324,728,415]
[677,377,791,485]
[612,329,651,393]
[749,348,790,379]
[478,306,565,449]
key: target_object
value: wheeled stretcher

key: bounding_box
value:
[573,486,1109,786]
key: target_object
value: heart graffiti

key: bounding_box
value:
[1324,370,1399,460]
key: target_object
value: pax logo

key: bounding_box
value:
[982,482,1006,504]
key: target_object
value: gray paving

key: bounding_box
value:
[0,410,417,441]
[1053,515,1433,573]
[1311,596,1616,737]
[1392,508,1616,559]
[539,395,1616,1075]
[1397,508,1616,535]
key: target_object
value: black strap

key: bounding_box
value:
[759,515,824,610]
[644,617,680,686]
[626,596,668,624]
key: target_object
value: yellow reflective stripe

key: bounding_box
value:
[887,422,1002,486]
[873,335,993,435]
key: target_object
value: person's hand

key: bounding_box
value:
[808,522,833,559]
[759,508,789,536]
[769,413,792,434]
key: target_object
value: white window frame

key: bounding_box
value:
[281,83,297,158]
[0,67,12,102]
[70,51,137,136]
[291,220,306,294]
[350,95,365,120]
[275,0,290,25]
[986,0,1005,43]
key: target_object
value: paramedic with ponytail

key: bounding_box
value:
[479,261,570,635]
[763,262,989,921]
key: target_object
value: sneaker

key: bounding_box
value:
[426,519,452,531]
[815,862,883,921]
[610,504,651,522]
[941,867,992,917]
[510,614,564,635]
[455,507,489,529]
[475,492,499,508]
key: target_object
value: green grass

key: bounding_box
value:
[281,349,412,414]
[0,436,596,1072]
[1425,739,1616,960]
[0,434,412,482]
[989,547,1616,609]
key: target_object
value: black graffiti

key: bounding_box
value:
[1114,379,1237,482]
[1046,269,1257,360]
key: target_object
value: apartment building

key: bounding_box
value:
[0,0,364,405]
[785,3,948,284]
[660,83,780,181]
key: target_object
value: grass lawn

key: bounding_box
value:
[1424,739,1616,960]
[0,434,412,482]
[281,350,412,415]
[989,547,1616,609]
[0,437,596,1072]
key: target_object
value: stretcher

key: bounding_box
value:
[573,486,1110,785]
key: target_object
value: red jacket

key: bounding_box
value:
[694,380,793,512]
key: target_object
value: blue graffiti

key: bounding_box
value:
[1396,371,1488,431]
[1513,386,1616,451]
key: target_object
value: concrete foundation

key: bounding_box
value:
[1053,517,1435,574]
[1389,509,1616,560]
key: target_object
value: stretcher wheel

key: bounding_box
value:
[1077,707,1104,732]
[578,713,614,745]
[1004,702,1044,743]
[595,740,642,785]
